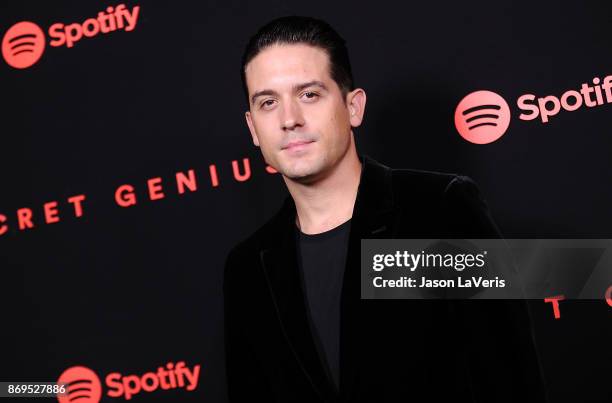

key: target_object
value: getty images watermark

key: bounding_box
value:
[361,239,612,302]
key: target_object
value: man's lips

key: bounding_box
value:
[283,140,315,150]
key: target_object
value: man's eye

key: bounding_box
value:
[261,100,275,109]
[302,92,319,100]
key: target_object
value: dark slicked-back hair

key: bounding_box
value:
[241,16,354,107]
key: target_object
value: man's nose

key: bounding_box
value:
[280,99,305,131]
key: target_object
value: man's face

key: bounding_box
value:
[244,44,363,183]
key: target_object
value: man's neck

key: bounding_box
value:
[284,149,362,235]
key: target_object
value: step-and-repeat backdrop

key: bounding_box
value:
[1,1,610,402]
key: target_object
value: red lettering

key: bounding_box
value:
[103,361,200,400]
[115,185,137,207]
[122,375,141,400]
[48,23,66,47]
[176,170,197,194]
[17,208,34,230]
[105,373,123,398]
[68,194,86,217]
[0,214,7,235]
[209,165,219,187]
[147,177,165,200]
[544,295,565,319]
[232,158,251,182]
[141,373,158,392]
[44,201,60,224]
[48,4,140,49]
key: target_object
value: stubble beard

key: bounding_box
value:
[278,151,331,185]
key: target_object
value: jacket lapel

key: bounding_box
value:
[259,197,339,402]
[259,154,400,403]
[338,155,400,402]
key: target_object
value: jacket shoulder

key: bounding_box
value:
[388,165,500,237]
[229,201,287,254]
[390,166,471,200]
[223,201,288,284]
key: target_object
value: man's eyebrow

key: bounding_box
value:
[250,80,329,105]
[293,80,328,93]
[250,89,277,105]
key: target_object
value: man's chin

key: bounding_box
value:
[280,163,324,184]
[274,152,331,183]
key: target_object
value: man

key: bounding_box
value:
[224,16,547,403]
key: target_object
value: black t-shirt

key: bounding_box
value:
[295,218,352,392]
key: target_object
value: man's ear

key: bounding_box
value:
[245,110,260,147]
[347,88,367,127]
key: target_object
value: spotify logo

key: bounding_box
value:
[454,90,511,145]
[57,366,102,403]
[455,75,611,144]
[56,360,200,401]
[1,21,46,69]
[2,4,140,69]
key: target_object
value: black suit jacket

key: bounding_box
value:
[223,154,547,403]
